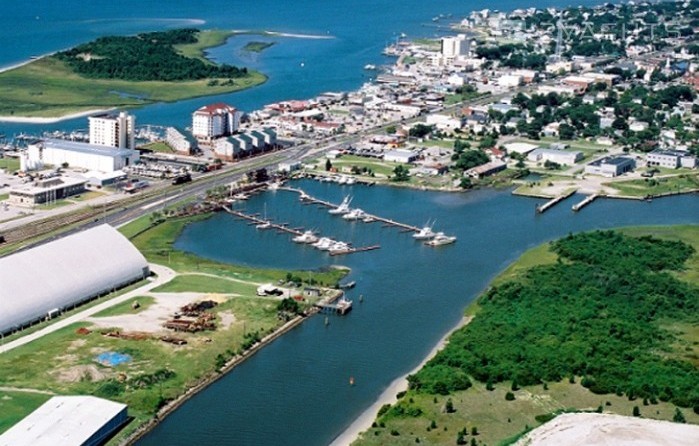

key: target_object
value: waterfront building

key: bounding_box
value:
[647,149,698,169]
[88,111,136,150]
[192,103,241,142]
[165,127,197,155]
[584,156,636,177]
[384,149,418,164]
[0,224,149,334]
[464,160,507,178]
[0,396,127,446]
[26,139,139,173]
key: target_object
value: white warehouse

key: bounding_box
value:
[0,225,149,334]
[0,396,127,446]
[27,139,139,173]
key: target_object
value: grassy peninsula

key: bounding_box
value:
[0,29,266,118]
[242,41,275,53]
[355,227,699,446]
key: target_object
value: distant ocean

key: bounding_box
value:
[0,0,607,136]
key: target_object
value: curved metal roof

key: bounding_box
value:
[0,224,148,334]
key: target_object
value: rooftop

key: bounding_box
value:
[43,139,136,158]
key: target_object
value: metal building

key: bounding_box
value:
[0,396,127,446]
[0,224,149,334]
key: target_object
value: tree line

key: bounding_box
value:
[55,28,248,82]
[408,231,699,412]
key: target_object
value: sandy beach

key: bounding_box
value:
[515,412,699,446]
[329,316,472,446]
[0,108,113,124]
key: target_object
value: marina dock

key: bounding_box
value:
[572,194,599,212]
[536,190,576,214]
[315,292,352,315]
[280,187,421,232]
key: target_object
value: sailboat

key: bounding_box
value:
[329,195,352,215]
[256,204,272,230]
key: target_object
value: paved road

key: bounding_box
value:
[0,263,176,354]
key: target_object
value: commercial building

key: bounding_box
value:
[26,139,139,173]
[88,111,136,149]
[441,34,472,60]
[192,103,241,142]
[464,160,507,179]
[584,156,635,177]
[504,142,540,155]
[527,148,583,165]
[165,127,197,155]
[0,225,149,334]
[0,396,127,446]
[384,149,418,163]
[647,149,697,169]
[212,129,277,161]
[8,176,87,207]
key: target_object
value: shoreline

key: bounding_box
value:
[329,315,472,446]
[0,108,115,124]
[123,308,319,445]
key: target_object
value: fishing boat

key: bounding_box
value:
[292,230,318,244]
[342,208,366,220]
[413,220,436,240]
[312,237,335,251]
[328,241,351,255]
[425,232,457,246]
[329,195,352,214]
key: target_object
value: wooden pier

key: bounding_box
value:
[572,194,599,212]
[280,187,421,232]
[536,189,576,214]
[223,206,302,236]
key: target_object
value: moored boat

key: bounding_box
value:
[425,232,456,246]
[292,230,318,244]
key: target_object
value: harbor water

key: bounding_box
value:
[138,180,699,445]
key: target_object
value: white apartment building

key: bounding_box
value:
[440,34,472,61]
[192,103,241,142]
[88,111,135,149]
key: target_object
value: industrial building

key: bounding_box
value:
[383,149,418,164]
[646,149,697,169]
[7,176,87,207]
[192,103,241,142]
[584,156,636,177]
[88,111,136,150]
[527,148,583,165]
[464,160,507,179]
[0,396,127,446]
[25,139,139,173]
[0,225,149,334]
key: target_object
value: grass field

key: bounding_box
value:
[604,173,699,197]
[173,30,234,63]
[354,225,699,446]
[141,141,175,153]
[0,157,20,173]
[0,32,267,118]
[152,274,259,295]
[0,391,53,435]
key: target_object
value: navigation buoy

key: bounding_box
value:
[359,294,364,303]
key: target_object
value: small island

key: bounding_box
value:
[0,29,266,119]
[242,41,275,53]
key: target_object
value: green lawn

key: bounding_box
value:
[605,174,699,197]
[0,157,20,173]
[92,296,155,318]
[141,141,175,153]
[153,274,259,295]
[0,56,266,118]
[0,391,52,435]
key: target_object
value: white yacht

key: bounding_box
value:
[329,196,352,215]
[413,221,436,240]
[345,176,356,185]
[328,242,350,255]
[256,221,272,230]
[342,208,365,220]
[313,237,335,250]
[425,232,457,246]
[292,230,318,244]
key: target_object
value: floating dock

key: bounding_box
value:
[280,187,421,232]
[572,194,599,212]
[536,190,576,214]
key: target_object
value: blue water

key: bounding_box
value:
[141,180,699,446]
[1,0,605,138]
